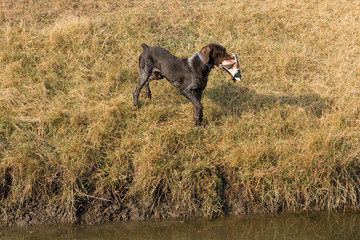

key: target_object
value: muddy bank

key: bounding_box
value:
[0,193,265,227]
[2,173,358,227]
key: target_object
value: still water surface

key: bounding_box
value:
[1,211,359,240]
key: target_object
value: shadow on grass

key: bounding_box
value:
[206,82,333,118]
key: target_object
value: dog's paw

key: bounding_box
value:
[195,122,205,128]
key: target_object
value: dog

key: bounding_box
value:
[133,43,242,126]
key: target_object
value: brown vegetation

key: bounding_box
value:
[0,0,359,226]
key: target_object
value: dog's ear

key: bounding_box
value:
[200,45,212,64]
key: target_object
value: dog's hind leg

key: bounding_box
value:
[133,65,152,107]
[144,68,164,99]
[144,82,151,99]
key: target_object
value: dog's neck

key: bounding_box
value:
[197,53,214,70]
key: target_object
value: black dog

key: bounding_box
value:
[133,43,241,126]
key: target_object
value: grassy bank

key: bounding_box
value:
[1,0,359,226]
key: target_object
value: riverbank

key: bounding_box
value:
[1,0,359,226]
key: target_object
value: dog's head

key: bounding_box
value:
[199,43,242,81]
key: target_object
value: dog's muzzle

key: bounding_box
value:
[220,54,242,82]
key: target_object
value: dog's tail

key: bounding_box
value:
[141,43,149,50]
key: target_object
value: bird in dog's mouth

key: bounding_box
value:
[220,54,242,82]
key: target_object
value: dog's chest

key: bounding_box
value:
[187,56,210,88]
[187,71,209,90]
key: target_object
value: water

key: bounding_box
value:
[1,211,359,240]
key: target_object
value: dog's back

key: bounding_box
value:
[140,44,178,62]
[139,44,184,79]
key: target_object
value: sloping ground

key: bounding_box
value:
[0,0,359,226]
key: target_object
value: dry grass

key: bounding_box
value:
[0,0,359,225]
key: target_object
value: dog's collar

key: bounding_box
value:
[197,53,214,70]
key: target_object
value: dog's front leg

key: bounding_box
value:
[193,90,203,126]
[182,89,203,126]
